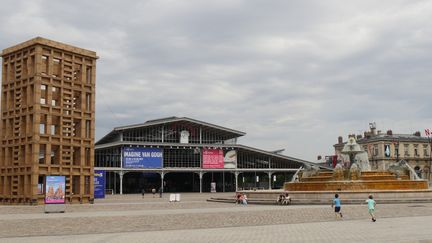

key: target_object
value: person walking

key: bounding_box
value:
[331,194,343,218]
[158,187,163,198]
[141,188,145,199]
[366,194,377,222]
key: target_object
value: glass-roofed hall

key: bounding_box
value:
[95,117,314,194]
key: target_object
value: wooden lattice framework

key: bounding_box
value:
[0,37,97,204]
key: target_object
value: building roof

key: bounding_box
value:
[96,117,246,145]
[334,133,430,148]
[95,140,330,170]
[1,37,97,58]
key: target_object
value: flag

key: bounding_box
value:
[426,129,431,137]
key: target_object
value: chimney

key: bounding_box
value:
[364,132,370,139]
[414,131,421,137]
[369,122,377,135]
[338,136,343,144]
[387,130,393,135]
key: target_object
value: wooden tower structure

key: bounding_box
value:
[0,37,97,204]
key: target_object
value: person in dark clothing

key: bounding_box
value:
[141,189,145,199]
[158,187,163,198]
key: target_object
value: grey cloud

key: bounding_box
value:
[1,0,432,160]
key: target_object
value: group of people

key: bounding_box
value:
[235,193,248,205]
[276,193,292,205]
[332,193,377,222]
[141,187,163,198]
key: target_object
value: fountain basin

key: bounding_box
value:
[226,189,432,205]
[284,180,429,191]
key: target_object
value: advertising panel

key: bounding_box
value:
[210,182,217,192]
[223,150,237,169]
[202,149,224,168]
[180,130,190,144]
[94,170,105,199]
[202,149,237,169]
[45,176,66,204]
[123,147,163,168]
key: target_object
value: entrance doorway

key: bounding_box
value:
[202,172,235,192]
[164,172,199,192]
[123,172,160,194]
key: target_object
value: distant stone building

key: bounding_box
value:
[334,123,432,180]
[0,37,97,204]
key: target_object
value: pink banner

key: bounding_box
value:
[202,149,224,169]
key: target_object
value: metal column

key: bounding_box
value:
[119,171,124,195]
[234,172,239,192]
[161,172,165,193]
[222,172,225,192]
[199,172,203,193]
[268,172,272,190]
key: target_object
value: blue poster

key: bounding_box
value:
[94,170,105,199]
[123,147,163,168]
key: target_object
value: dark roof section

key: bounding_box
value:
[359,134,430,143]
[95,141,331,170]
[96,117,246,145]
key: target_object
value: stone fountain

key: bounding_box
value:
[285,137,428,192]
[228,137,432,205]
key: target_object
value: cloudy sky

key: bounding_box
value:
[1,0,431,161]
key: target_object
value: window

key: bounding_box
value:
[52,86,60,107]
[39,144,45,164]
[404,144,410,156]
[414,144,419,157]
[52,58,61,77]
[85,120,91,138]
[51,125,56,135]
[85,148,91,166]
[73,147,81,166]
[40,98,46,105]
[84,176,91,194]
[373,145,379,156]
[51,145,59,165]
[72,176,80,195]
[86,66,92,84]
[424,145,430,157]
[86,93,91,111]
[39,123,45,134]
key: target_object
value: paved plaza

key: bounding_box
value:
[1,193,432,242]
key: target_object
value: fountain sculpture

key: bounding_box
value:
[211,137,431,204]
[285,137,429,191]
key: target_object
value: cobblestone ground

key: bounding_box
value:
[1,193,432,242]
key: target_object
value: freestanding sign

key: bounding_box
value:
[45,176,66,204]
[94,170,106,199]
[123,147,163,168]
[44,176,66,213]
